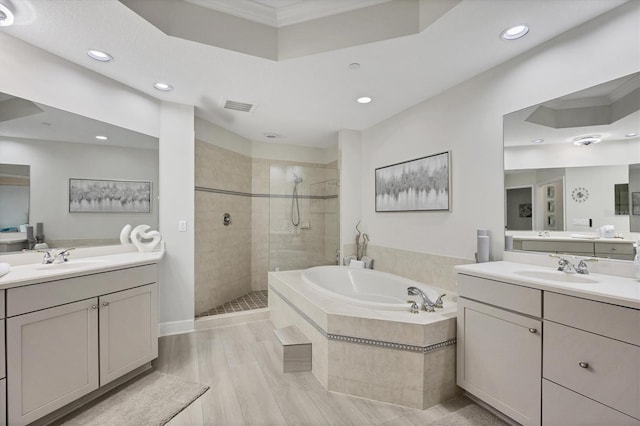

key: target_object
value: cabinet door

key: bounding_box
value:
[99,283,158,386]
[457,297,541,425]
[7,298,99,425]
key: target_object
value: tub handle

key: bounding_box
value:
[435,294,446,309]
[407,300,420,314]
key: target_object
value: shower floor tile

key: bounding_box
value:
[196,290,268,318]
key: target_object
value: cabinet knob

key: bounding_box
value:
[528,328,537,334]
[91,305,98,309]
[102,302,110,307]
[579,362,589,368]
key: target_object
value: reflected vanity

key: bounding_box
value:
[503,72,640,260]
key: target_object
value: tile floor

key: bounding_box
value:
[196,290,268,318]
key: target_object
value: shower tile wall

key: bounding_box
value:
[195,141,252,315]
[251,158,270,292]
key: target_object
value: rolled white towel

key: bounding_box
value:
[0,263,10,278]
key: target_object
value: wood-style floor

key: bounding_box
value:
[159,319,477,425]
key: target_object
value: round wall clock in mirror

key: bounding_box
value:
[571,187,589,203]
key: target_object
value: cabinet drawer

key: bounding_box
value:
[543,379,639,425]
[7,264,158,317]
[545,292,640,346]
[594,242,635,256]
[457,273,541,317]
[0,378,5,426]
[521,240,593,254]
[543,321,640,419]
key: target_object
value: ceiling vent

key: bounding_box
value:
[223,100,254,112]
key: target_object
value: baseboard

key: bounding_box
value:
[159,319,195,337]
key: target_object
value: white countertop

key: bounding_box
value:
[0,232,27,244]
[0,248,164,289]
[513,235,634,244]
[455,261,640,310]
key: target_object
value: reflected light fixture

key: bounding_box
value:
[153,82,173,91]
[500,24,529,40]
[95,135,108,141]
[531,138,544,144]
[625,132,638,138]
[86,49,113,62]
[357,96,372,104]
[573,135,602,146]
[0,3,15,27]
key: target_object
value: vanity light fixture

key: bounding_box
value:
[95,135,109,141]
[0,3,15,27]
[86,49,113,62]
[153,82,173,91]
[357,96,372,104]
[625,132,638,138]
[531,138,544,144]
[500,24,529,40]
[573,135,602,146]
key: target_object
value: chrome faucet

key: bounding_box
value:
[407,287,437,312]
[41,248,73,264]
[555,255,597,274]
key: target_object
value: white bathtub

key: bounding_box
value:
[302,265,451,311]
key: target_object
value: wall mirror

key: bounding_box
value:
[504,72,640,259]
[0,92,159,253]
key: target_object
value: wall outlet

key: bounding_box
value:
[573,218,590,226]
[178,220,187,232]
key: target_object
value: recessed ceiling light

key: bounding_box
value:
[357,96,372,104]
[531,138,544,144]
[95,135,108,141]
[625,132,638,138]
[0,4,15,27]
[153,82,173,91]
[264,133,279,139]
[348,63,361,70]
[86,49,113,62]
[573,135,602,146]
[500,24,529,40]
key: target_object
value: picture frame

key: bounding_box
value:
[375,151,450,212]
[69,178,152,213]
[546,186,555,199]
[547,200,555,213]
[633,192,640,216]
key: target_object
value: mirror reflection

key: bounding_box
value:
[504,72,640,260]
[0,93,159,252]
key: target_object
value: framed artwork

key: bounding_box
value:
[519,203,532,218]
[547,201,555,213]
[546,186,555,199]
[69,178,151,213]
[633,192,640,215]
[375,151,450,212]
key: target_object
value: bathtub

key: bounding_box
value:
[302,265,451,311]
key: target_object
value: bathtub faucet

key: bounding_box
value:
[407,287,437,312]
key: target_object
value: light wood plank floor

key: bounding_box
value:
[158,319,480,426]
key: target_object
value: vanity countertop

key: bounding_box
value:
[0,249,164,289]
[511,235,635,244]
[455,261,640,310]
[0,232,27,244]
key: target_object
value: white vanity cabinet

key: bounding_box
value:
[456,274,542,426]
[0,290,6,426]
[4,264,158,425]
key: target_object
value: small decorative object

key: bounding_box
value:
[130,224,162,252]
[548,215,556,227]
[571,187,589,203]
[633,192,640,215]
[69,178,151,213]
[519,203,532,218]
[546,186,555,199]
[120,224,132,244]
[375,151,450,212]
[547,201,555,213]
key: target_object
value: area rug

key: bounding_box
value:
[426,404,509,426]
[61,371,209,426]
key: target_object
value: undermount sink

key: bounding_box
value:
[514,270,598,284]
[35,259,111,271]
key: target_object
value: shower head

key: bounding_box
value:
[294,175,303,184]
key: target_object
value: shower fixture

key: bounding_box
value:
[291,174,303,227]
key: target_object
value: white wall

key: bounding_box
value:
[0,137,159,240]
[356,2,640,261]
[339,129,362,257]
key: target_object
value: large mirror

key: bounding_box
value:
[504,72,640,260]
[0,93,159,253]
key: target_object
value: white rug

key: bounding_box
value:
[61,371,209,426]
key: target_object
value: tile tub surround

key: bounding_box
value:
[268,270,460,409]
[343,244,474,293]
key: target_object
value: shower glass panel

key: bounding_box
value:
[269,163,339,271]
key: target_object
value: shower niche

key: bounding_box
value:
[269,163,339,272]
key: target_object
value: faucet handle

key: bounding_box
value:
[434,294,446,308]
[407,300,420,314]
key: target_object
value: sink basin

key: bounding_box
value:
[35,259,111,271]
[514,270,598,284]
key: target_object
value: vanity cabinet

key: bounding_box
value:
[457,274,542,425]
[5,264,158,425]
[0,290,6,426]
